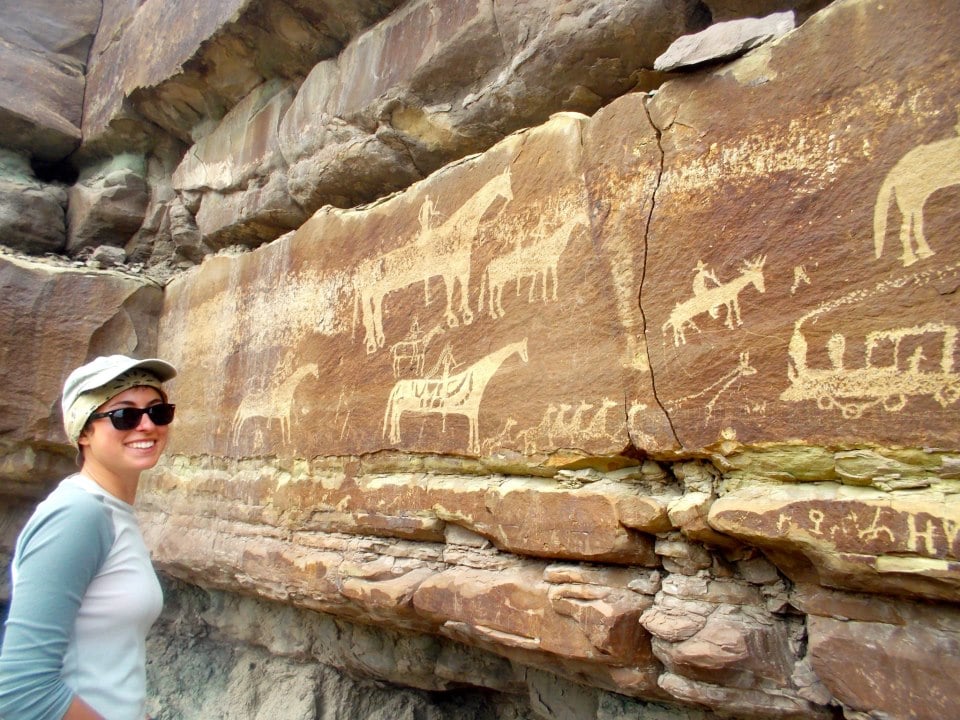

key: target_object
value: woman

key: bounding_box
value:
[0,355,177,720]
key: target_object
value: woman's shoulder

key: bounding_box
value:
[19,476,115,550]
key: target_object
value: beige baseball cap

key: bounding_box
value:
[61,355,177,444]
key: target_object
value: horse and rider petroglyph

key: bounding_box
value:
[382,338,528,454]
[662,256,767,346]
[352,169,514,353]
[874,120,960,267]
[389,318,445,378]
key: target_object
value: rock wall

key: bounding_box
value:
[2,1,960,719]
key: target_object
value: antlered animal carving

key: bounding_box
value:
[662,257,767,346]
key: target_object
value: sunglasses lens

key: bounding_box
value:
[149,403,176,426]
[110,408,142,430]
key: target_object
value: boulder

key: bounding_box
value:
[0,151,67,253]
[807,609,960,719]
[654,11,796,71]
[82,0,406,149]
[0,0,98,160]
[67,165,150,253]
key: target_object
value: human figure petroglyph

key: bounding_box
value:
[791,265,811,295]
[664,353,758,421]
[874,120,960,266]
[422,343,461,380]
[858,507,897,544]
[352,169,514,353]
[478,204,589,319]
[382,338,528,454]
[692,260,724,322]
[692,260,720,293]
[231,363,319,444]
[662,256,767,346]
[782,320,959,418]
[390,318,445,378]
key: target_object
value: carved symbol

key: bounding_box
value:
[664,352,758,421]
[352,169,514,353]
[874,122,960,266]
[782,321,959,418]
[478,200,588,319]
[661,256,767,346]
[382,338,529,454]
[231,363,319,444]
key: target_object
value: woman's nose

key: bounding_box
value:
[134,409,157,430]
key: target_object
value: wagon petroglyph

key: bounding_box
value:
[782,262,960,417]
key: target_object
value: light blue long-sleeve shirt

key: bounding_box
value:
[0,474,163,720]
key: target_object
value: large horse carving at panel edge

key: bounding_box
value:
[352,169,514,353]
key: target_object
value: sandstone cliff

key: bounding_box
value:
[2,1,959,719]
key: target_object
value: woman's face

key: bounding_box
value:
[78,385,170,477]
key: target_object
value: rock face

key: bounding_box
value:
[0,250,165,497]
[2,1,960,719]
[0,0,98,161]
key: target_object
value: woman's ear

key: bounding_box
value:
[77,425,92,447]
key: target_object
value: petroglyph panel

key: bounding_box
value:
[160,111,670,458]
[643,1,960,450]
[709,484,960,601]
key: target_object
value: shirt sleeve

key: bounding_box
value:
[0,489,115,720]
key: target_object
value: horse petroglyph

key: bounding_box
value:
[352,169,514,353]
[382,338,528,454]
[231,363,319,444]
[874,120,960,266]
[478,199,589,319]
[662,256,767,346]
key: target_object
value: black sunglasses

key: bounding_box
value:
[88,403,176,431]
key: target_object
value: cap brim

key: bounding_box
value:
[74,357,177,396]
